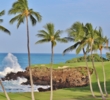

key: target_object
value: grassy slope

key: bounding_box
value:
[0,62,110,100]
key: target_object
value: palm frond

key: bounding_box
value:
[99,26,103,36]
[36,30,49,39]
[76,45,82,54]
[29,10,42,22]
[92,44,98,52]
[85,23,93,32]
[23,0,28,8]
[0,10,5,16]
[17,15,25,28]
[63,37,74,42]
[37,30,49,36]
[76,41,87,54]
[9,14,22,24]
[54,30,63,38]
[0,19,3,23]
[0,26,10,35]
[8,8,23,14]
[56,38,67,43]
[11,0,27,11]
[29,15,37,26]
[37,33,50,39]
[67,22,85,42]
[35,39,49,44]
[44,23,54,35]
[63,42,80,54]
[12,1,20,7]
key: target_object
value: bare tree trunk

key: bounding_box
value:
[26,16,35,100]
[91,44,105,100]
[83,52,95,98]
[100,50,108,97]
[50,44,53,100]
[0,80,10,100]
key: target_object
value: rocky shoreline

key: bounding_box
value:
[2,66,93,91]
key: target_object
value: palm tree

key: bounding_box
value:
[95,27,110,97]
[63,22,95,98]
[0,10,10,100]
[36,23,67,100]
[85,23,105,100]
[8,0,42,100]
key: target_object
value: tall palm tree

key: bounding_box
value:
[8,0,42,100]
[36,23,67,100]
[85,23,105,100]
[63,22,95,98]
[95,27,110,97]
[0,10,10,100]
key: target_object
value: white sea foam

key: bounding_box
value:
[0,53,24,77]
[0,53,50,92]
[0,77,50,92]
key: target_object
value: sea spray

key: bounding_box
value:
[0,53,50,92]
[0,53,24,77]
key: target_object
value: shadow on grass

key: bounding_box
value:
[16,93,39,100]
[62,80,110,100]
[0,93,40,100]
[0,93,6,98]
[63,80,110,92]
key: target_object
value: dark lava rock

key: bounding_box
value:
[2,67,93,91]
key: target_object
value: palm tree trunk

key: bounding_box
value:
[83,51,95,98]
[0,79,10,100]
[26,16,35,100]
[91,44,105,100]
[50,44,53,100]
[100,50,108,97]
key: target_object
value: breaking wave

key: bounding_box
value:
[0,53,49,92]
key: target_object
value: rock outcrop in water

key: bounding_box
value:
[2,66,93,91]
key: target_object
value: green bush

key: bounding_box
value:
[106,52,110,61]
[66,53,108,63]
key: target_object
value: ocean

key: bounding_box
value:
[0,53,82,92]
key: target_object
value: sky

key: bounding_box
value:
[0,0,110,54]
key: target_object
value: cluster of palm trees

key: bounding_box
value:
[63,22,110,100]
[0,0,109,100]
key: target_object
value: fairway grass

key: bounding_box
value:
[0,62,110,100]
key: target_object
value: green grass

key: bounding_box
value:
[0,61,110,100]
[32,62,89,69]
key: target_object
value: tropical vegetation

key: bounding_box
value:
[0,0,110,100]
[66,53,109,63]
[106,52,110,61]
[63,22,110,100]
